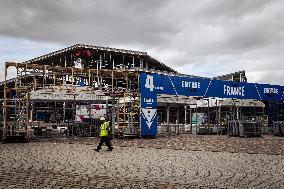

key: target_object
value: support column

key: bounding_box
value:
[64,57,67,67]
[184,106,187,134]
[218,106,221,135]
[112,96,116,138]
[112,59,115,69]
[236,107,239,120]
[207,99,210,127]
[140,59,143,69]
[167,105,170,135]
[195,105,198,135]
[190,107,193,133]
[177,106,180,135]
[100,54,102,70]
[30,102,33,122]
[96,60,99,87]
[72,94,75,136]
[88,101,91,137]
[55,102,57,127]
[254,103,256,120]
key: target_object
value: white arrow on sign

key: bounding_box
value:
[141,108,157,130]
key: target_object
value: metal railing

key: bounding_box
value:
[273,121,284,136]
[228,120,262,137]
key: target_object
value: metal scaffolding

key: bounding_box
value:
[3,62,141,142]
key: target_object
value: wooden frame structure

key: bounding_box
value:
[2,62,141,141]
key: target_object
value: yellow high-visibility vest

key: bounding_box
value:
[100,121,110,137]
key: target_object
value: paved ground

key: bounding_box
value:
[0,135,284,188]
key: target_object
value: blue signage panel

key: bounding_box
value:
[140,72,284,137]
[155,74,211,97]
[206,80,259,99]
[254,84,284,101]
[140,73,158,136]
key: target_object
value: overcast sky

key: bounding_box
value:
[0,0,284,85]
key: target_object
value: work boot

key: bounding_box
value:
[107,147,113,151]
[95,149,100,152]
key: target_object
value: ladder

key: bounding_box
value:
[3,66,29,142]
[116,92,140,138]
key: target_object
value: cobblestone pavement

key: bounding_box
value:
[0,135,284,188]
[113,134,284,155]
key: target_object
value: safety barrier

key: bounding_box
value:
[228,120,262,137]
[228,120,241,136]
[273,121,284,136]
[158,124,185,135]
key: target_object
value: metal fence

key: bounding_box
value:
[228,120,262,137]
[273,121,284,136]
[28,121,100,141]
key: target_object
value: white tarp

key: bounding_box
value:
[157,94,197,105]
[191,98,265,108]
[30,86,108,101]
[218,99,265,107]
[75,104,106,121]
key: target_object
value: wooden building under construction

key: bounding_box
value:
[0,44,178,142]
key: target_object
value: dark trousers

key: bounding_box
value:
[96,136,112,151]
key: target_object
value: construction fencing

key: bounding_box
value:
[228,120,262,137]
[273,121,284,136]
[28,120,101,141]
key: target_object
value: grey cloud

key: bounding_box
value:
[1,0,284,85]
[0,0,177,46]
[197,0,270,19]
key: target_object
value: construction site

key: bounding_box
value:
[0,44,284,188]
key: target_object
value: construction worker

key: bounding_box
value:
[95,116,113,152]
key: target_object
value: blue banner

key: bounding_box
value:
[140,72,284,136]
[140,73,158,136]
[254,84,284,101]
